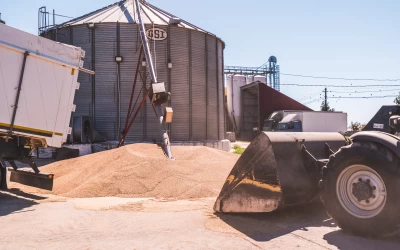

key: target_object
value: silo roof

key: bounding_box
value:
[57,0,215,36]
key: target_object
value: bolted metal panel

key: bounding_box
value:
[241,85,259,141]
[189,31,192,140]
[69,26,73,44]
[72,24,91,44]
[95,23,118,42]
[218,40,225,140]
[170,26,189,141]
[207,35,218,140]
[191,31,207,140]
[55,27,70,44]
[72,26,92,118]
[94,24,118,141]
[74,62,92,117]
[119,24,144,142]
[120,23,139,43]
[145,24,168,142]
[41,31,52,39]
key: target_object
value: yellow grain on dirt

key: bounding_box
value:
[13,144,239,200]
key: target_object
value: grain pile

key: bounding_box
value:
[15,144,239,200]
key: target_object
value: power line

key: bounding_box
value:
[284,84,400,90]
[298,95,321,102]
[329,89,400,94]
[329,95,397,99]
[281,83,400,88]
[302,98,321,105]
[297,90,324,101]
[280,73,400,82]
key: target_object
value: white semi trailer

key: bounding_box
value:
[263,110,347,133]
[0,23,93,190]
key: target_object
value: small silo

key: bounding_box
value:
[247,75,266,84]
[41,0,225,143]
[253,75,267,84]
[246,75,254,84]
[226,74,246,132]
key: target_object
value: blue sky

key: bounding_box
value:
[1,0,399,125]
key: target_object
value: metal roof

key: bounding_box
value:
[57,0,213,36]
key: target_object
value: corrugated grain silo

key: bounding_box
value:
[41,0,225,143]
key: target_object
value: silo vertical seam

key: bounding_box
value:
[241,87,244,136]
[69,26,73,45]
[215,38,220,140]
[142,57,147,141]
[116,22,121,140]
[257,84,260,132]
[188,30,192,140]
[205,33,208,140]
[91,27,96,125]
[222,43,225,139]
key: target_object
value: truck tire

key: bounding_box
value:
[321,142,400,237]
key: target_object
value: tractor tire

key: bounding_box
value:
[321,142,400,237]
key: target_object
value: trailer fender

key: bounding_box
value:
[350,131,400,159]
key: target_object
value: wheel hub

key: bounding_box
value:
[336,164,386,219]
[352,179,373,202]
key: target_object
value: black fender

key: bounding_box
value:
[350,131,400,159]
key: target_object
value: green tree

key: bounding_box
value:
[349,121,366,131]
[320,101,335,112]
[394,92,400,104]
[349,121,361,131]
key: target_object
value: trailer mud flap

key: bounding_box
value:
[214,132,346,213]
[9,169,54,191]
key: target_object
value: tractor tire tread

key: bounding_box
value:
[320,141,400,238]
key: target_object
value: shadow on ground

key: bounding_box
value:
[324,231,400,250]
[0,188,47,217]
[216,201,400,249]
[216,201,334,241]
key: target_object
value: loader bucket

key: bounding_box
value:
[214,132,345,213]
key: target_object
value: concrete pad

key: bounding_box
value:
[1,192,399,250]
[172,140,231,152]
[71,197,151,210]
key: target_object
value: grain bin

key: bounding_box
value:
[41,0,225,143]
[247,75,254,84]
[226,74,246,132]
[253,75,266,84]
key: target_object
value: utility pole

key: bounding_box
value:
[324,87,328,110]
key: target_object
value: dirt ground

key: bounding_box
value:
[1,189,399,250]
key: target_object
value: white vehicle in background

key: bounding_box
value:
[263,110,347,133]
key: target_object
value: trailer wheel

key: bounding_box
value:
[321,142,400,237]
